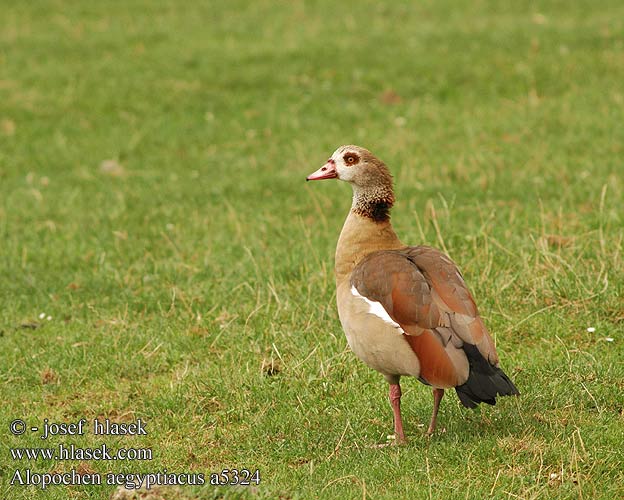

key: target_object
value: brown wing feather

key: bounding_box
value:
[350,246,501,387]
[404,246,478,316]
[404,246,499,365]
[403,329,461,387]
[350,250,457,387]
[351,250,441,330]
[351,245,519,404]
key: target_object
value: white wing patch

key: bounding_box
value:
[350,285,405,334]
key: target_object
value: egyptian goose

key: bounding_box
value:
[306,145,519,440]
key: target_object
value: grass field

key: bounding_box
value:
[1,1,623,499]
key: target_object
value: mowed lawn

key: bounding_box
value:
[1,1,623,499]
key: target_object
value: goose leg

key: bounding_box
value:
[389,383,406,443]
[426,388,445,435]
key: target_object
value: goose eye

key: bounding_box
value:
[343,153,359,165]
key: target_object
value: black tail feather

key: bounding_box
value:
[455,344,519,409]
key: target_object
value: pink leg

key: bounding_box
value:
[389,383,406,443]
[426,388,445,435]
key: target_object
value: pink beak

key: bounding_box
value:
[306,159,338,181]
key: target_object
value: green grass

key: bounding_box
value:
[1,0,623,498]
